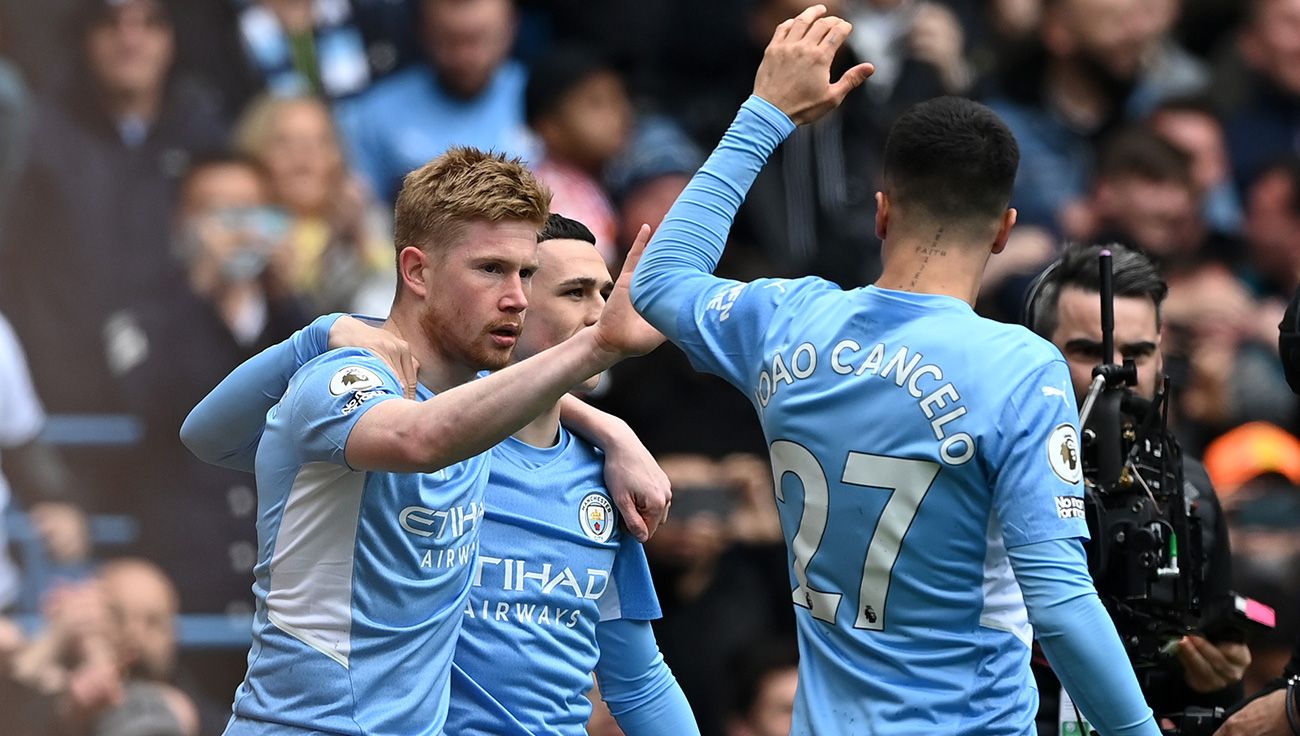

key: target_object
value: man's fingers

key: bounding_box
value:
[820,18,853,48]
[402,352,419,400]
[615,494,649,542]
[620,223,653,281]
[806,16,840,46]
[787,4,828,41]
[1187,636,1232,673]
[830,62,875,102]
[1178,637,1225,688]
[773,18,794,43]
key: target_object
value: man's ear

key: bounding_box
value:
[875,191,889,241]
[398,246,431,299]
[991,208,1017,255]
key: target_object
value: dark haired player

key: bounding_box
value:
[630,5,1160,735]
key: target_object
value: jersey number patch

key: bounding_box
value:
[771,441,939,631]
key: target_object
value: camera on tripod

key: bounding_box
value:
[1072,250,1276,736]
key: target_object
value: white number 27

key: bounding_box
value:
[771,441,939,631]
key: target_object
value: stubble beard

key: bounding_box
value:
[419,301,514,374]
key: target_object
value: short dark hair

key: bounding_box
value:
[882,96,1019,226]
[180,153,268,193]
[524,45,613,127]
[1028,242,1169,339]
[1094,125,1193,189]
[538,212,596,245]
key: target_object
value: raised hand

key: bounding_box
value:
[594,224,666,360]
[753,4,875,125]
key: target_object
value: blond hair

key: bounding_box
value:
[394,147,551,258]
[232,94,339,161]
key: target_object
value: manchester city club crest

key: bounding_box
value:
[579,492,616,542]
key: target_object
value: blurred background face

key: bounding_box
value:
[1245,168,1300,278]
[540,71,632,172]
[258,99,344,217]
[1050,0,1159,81]
[512,238,612,391]
[179,163,287,292]
[1150,110,1231,193]
[84,0,174,98]
[101,561,178,681]
[1051,286,1163,402]
[422,0,516,97]
[1245,0,1300,94]
[619,175,690,256]
[1092,175,1199,257]
[736,667,798,736]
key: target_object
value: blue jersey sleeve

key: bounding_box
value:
[280,349,403,466]
[988,359,1091,548]
[599,534,662,622]
[181,313,343,472]
[632,95,811,390]
[594,618,699,736]
[1011,538,1160,736]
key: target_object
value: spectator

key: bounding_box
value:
[4,581,196,735]
[605,116,703,262]
[1149,96,1244,237]
[113,155,307,617]
[99,558,231,735]
[986,0,1204,232]
[1069,125,1203,266]
[0,13,29,229]
[1220,0,1300,192]
[845,0,979,113]
[235,94,394,314]
[727,640,799,736]
[0,0,227,418]
[336,0,531,203]
[1240,157,1300,302]
[525,45,632,266]
[1161,265,1294,453]
[0,310,90,615]
[235,0,374,100]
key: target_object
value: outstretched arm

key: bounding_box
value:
[343,234,662,473]
[180,314,417,471]
[594,618,699,736]
[630,4,872,339]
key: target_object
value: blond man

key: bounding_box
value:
[183,148,666,736]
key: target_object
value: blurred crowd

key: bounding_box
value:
[0,0,1297,734]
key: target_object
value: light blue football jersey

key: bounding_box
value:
[446,428,661,736]
[230,347,489,736]
[668,278,1089,735]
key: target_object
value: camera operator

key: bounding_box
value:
[1026,242,1250,731]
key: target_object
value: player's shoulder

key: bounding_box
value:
[975,319,1064,368]
[289,347,398,397]
[716,275,841,316]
